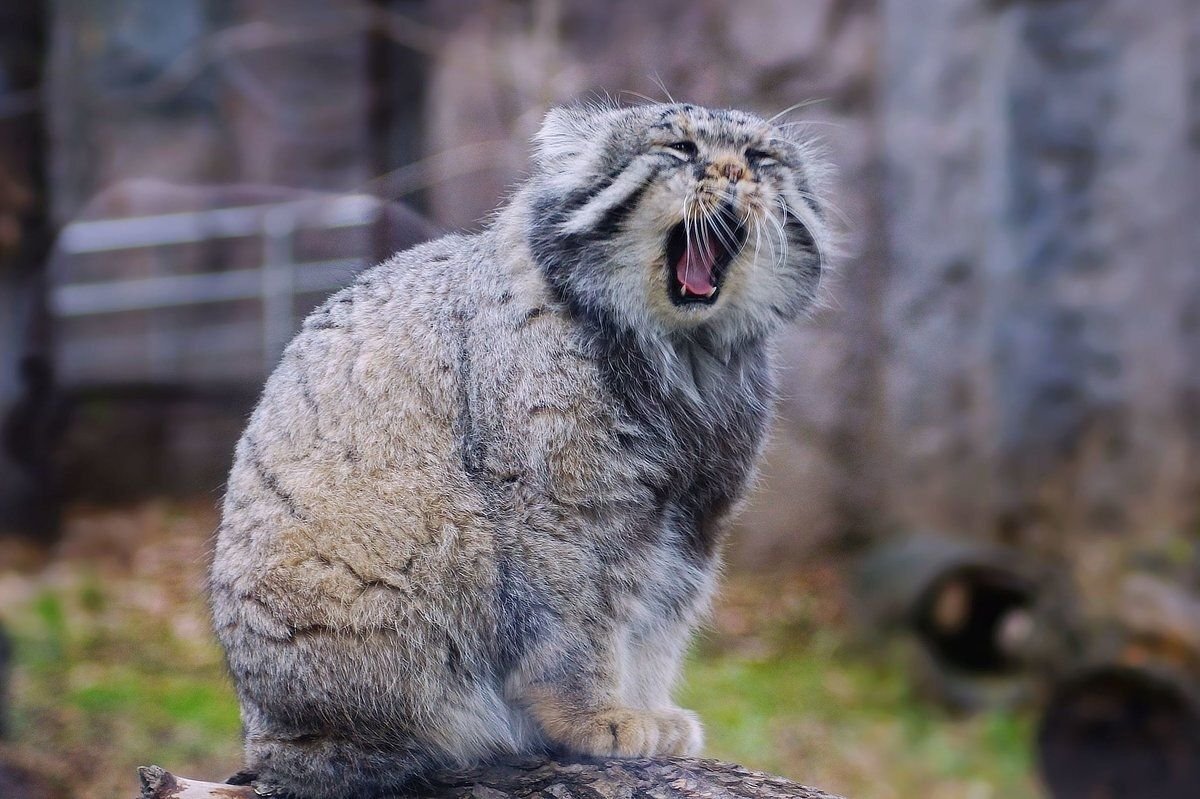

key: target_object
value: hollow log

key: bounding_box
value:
[137,758,844,799]
[858,536,1035,663]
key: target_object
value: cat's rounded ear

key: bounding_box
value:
[532,106,595,166]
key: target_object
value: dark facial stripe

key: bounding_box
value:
[588,163,662,237]
[529,159,663,297]
[784,210,815,250]
[792,173,823,219]
[559,156,663,235]
[558,153,640,216]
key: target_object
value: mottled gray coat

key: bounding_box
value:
[209,102,833,798]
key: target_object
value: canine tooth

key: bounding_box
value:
[704,286,716,297]
[680,284,690,296]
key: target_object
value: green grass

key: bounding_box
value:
[4,559,243,798]
[1,504,1042,799]
[680,632,1039,798]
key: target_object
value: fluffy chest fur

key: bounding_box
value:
[580,319,774,560]
[449,240,772,613]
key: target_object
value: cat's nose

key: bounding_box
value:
[711,158,746,182]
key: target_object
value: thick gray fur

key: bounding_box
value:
[209,101,834,799]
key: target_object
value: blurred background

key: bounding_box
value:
[1,1,1198,798]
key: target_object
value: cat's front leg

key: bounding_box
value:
[510,632,702,758]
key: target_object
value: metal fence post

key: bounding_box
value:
[261,207,297,371]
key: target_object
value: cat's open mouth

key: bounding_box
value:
[664,213,747,307]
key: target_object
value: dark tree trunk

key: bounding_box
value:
[0,0,56,540]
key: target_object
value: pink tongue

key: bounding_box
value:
[676,234,718,296]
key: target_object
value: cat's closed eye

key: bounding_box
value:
[664,141,698,159]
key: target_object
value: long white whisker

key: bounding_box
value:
[707,208,740,254]
[651,73,676,104]
[767,98,827,124]
[618,89,659,106]
[790,188,849,228]
[766,199,790,270]
[700,193,739,251]
[776,119,846,130]
[754,205,781,274]
[764,213,785,273]
[744,204,760,261]
[681,191,695,295]
[775,197,826,270]
[707,187,746,253]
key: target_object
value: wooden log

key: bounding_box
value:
[137,758,844,799]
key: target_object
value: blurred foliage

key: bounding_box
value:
[2,503,1039,799]
[0,503,243,799]
[682,628,1036,798]
[679,570,1037,798]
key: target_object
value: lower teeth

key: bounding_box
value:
[679,284,716,299]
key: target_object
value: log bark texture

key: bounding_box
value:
[137,758,843,799]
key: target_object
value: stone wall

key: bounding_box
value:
[26,0,1200,562]
[877,0,1200,562]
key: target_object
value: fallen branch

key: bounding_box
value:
[138,757,844,799]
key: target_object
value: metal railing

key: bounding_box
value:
[51,194,382,372]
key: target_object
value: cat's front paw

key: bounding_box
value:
[569,706,703,758]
